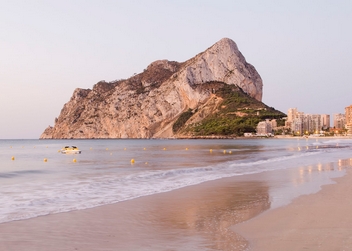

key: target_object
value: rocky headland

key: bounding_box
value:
[40,38,284,139]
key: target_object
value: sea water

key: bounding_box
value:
[1,138,352,224]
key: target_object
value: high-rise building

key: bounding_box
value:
[345,105,352,124]
[334,113,345,129]
[296,112,306,135]
[345,105,352,134]
[287,108,297,123]
[321,114,330,129]
[292,118,303,135]
[309,114,322,133]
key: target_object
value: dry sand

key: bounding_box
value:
[234,168,352,251]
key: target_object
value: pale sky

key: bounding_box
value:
[1,0,351,139]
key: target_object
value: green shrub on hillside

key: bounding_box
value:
[191,116,258,136]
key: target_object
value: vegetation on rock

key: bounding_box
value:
[174,83,286,137]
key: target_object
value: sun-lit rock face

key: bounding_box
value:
[175,38,262,102]
[40,38,263,139]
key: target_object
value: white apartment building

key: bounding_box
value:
[334,113,345,129]
[256,119,272,135]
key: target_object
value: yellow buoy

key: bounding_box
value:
[143,148,146,150]
[185,148,188,150]
[131,159,135,164]
[210,149,212,152]
[106,148,109,151]
[124,148,126,150]
[44,158,48,162]
[229,151,232,154]
[11,156,15,161]
[145,162,148,165]
[73,159,77,163]
[223,150,226,154]
[163,148,166,150]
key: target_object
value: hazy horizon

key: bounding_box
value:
[1,1,351,139]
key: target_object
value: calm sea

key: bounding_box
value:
[1,138,352,224]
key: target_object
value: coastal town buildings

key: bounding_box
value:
[285,108,331,135]
[256,106,352,136]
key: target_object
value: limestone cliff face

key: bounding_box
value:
[40,38,263,139]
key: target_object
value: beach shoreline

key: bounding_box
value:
[0,155,350,250]
[0,172,271,250]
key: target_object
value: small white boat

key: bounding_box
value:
[61,146,81,154]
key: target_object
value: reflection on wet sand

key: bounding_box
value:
[147,181,270,251]
[0,179,270,251]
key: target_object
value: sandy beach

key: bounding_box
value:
[0,156,351,251]
[234,167,352,251]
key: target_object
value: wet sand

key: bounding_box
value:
[0,159,350,251]
[234,167,352,250]
[0,176,271,251]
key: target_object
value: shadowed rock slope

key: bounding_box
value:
[40,38,284,139]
